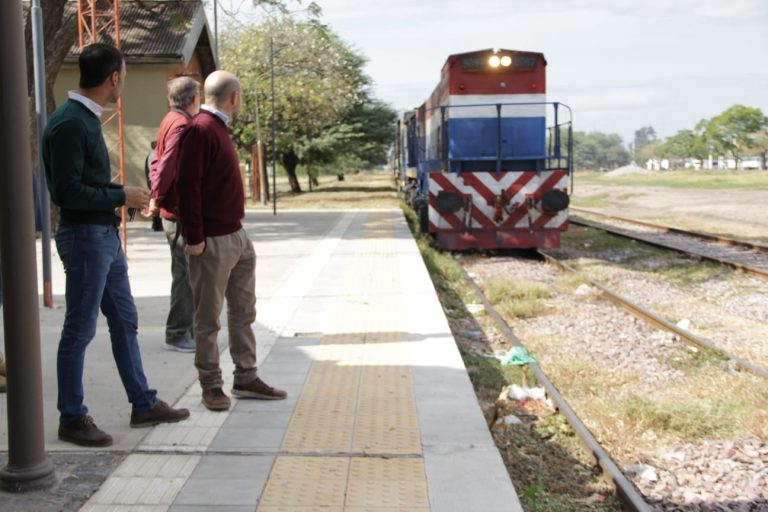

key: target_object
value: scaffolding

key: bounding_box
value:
[76,0,128,252]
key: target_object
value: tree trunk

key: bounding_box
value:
[282,149,302,193]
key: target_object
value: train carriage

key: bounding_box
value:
[396,49,573,250]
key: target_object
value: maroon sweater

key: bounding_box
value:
[176,109,244,245]
[150,109,190,220]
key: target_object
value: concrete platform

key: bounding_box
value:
[0,209,521,512]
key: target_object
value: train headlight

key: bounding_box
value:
[488,55,501,68]
[500,55,512,67]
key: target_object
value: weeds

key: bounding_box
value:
[666,346,729,371]
[483,277,550,319]
[622,393,741,440]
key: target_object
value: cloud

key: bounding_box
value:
[317,0,768,21]
[559,84,671,113]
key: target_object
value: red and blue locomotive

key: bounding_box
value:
[395,49,573,250]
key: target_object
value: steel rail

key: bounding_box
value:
[460,267,651,512]
[570,207,768,254]
[539,251,768,380]
[568,217,768,280]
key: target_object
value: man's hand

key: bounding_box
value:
[141,198,159,218]
[124,186,150,210]
[185,241,205,256]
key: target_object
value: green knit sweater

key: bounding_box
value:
[42,99,125,226]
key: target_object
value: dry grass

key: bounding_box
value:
[538,353,768,460]
[483,277,551,319]
[248,171,398,210]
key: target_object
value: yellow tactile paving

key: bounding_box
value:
[259,508,344,512]
[259,478,348,507]
[345,479,430,508]
[344,509,430,512]
[259,212,430,511]
[348,458,426,481]
[269,456,350,480]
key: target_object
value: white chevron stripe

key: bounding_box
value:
[428,171,569,230]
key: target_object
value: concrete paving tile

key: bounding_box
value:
[189,454,275,481]
[224,410,293,429]
[423,444,522,512]
[230,396,299,413]
[169,506,253,512]
[253,371,309,391]
[139,425,220,451]
[173,477,264,506]
[88,476,187,505]
[81,506,169,512]
[209,426,286,452]
[273,336,323,346]
[113,454,200,478]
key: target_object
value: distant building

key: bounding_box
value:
[53,1,218,186]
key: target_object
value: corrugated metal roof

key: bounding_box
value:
[66,1,207,59]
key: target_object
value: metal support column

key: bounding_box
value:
[32,0,53,308]
[0,0,56,491]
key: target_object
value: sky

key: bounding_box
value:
[212,0,768,145]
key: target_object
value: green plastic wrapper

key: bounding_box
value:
[501,346,537,366]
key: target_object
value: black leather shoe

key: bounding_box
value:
[130,400,190,428]
[59,416,113,447]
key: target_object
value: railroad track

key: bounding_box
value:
[460,251,767,511]
[568,207,768,279]
[537,250,768,380]
[461,266,652,512]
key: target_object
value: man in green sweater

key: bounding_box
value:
[42,43,189,447]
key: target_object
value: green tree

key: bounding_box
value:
[222,16,369,192]
[658,129,709,165]
[751,131,768,170]
[573,131,630,171]
[632,126,657,162]
[704,105,768,167]
[337,98,397,167]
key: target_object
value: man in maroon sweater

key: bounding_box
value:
[175,70,286,411]
[146,76,200,353]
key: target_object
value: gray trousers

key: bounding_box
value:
[187,228,258,389]
[162,218,194,343]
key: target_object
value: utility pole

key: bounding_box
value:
[31,0,53,308]
[213,0,219,62]
[270,38,277,215]
[0,0,56,491]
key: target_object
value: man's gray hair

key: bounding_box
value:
[167,76,199,110]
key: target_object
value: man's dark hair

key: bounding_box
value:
[78,43,124,89]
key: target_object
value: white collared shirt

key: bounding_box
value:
[200,104,229,125]
[68,90,103,119]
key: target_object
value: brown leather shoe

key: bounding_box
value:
[0,355,6,377]
[202,388,231,411]
[130,400,190,428]
[232,377,287,400]
[59,416,113,447]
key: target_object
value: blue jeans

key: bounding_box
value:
[55,224,157,424]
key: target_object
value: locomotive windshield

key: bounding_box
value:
[459,55,485,70]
